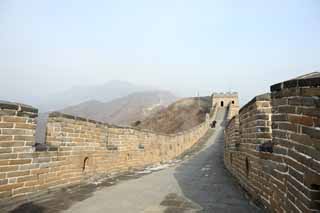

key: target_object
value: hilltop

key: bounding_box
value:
[133,96,212,134]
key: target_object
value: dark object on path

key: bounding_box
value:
[210,120,217,128]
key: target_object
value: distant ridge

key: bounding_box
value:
[61,91,177,125]
[36,80,152,112]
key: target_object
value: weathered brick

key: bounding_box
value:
[278,122,299,132]
[273,145,288,155]
[302,127,320,140]
[7,170,30,178]
[2,129,32,136]
[0,183,23,192]
[0,136,13,141]
[301,87,320,97]
[0,142,25,148]
[31,168,49,175]
[289,167,304,183]
[0,153,17,160]
[13,186,34,195]
[0,148,12,154]
[290,133,314,147]
[0,179,8,186]
[272,114,288,122]
[0,191,12,199]
[294,143,320,161]
[8,159,32,165]
[0,165,18,172]
[288,149,312,167]
[297,107,320,117]
[311,160,320,173]
[272,98,288,106]
[15,123,36,130]
[17,175,38,183]
[288,115,314,126]
[273,130,288,139]
[278,106,296,114]
[2,116,27,123]
[304,169,320,189]
[13,136,35,142]
[0,123,14,128]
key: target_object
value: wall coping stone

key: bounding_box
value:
[212,92,238,97]
[271,72,320,92]
[49,112,109,126]
[226,115,238,129]
[0,100,38,114]
[49,110,212,138]
[239,93,271,114]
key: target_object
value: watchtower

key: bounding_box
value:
[212,92,239,119]
[212,92,239,108]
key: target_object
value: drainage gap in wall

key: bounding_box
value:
[245,157,250,177]
[138,144,144,149]
[83,157,89,172]
[311,184,320,191]
[310,184,320,211]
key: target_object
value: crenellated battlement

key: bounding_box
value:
[212,92,238,98]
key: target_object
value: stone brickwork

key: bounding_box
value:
[224,73,320,212]
[0,100,214,210]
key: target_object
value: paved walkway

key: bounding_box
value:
[60,121,260,213]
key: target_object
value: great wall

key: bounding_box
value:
[224,72,320,212]
[0,95,222,211]
[0,73,319,212]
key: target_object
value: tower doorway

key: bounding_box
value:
[221,101,224,107]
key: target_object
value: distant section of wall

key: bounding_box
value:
[212,92,239,120]
[0,99,214,210]
[224,74,320,212]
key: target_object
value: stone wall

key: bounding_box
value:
[0,101,213,210]
[224,74,320,212]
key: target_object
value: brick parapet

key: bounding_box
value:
[224,74,320,212]
[0,100,214,211]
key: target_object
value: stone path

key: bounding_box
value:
[59,121,260,213]
[10,108,262,213]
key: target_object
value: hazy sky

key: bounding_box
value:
[1,0,320,105]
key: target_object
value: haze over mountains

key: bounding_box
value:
[36,80,154,112]
[61,91,177,125]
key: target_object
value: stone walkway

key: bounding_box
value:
[61,122,259,213]
[10,119,262,213]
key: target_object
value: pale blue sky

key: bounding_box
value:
[1,0,320,105]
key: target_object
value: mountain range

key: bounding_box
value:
[36,80,153,112]
[60,90,177,125]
